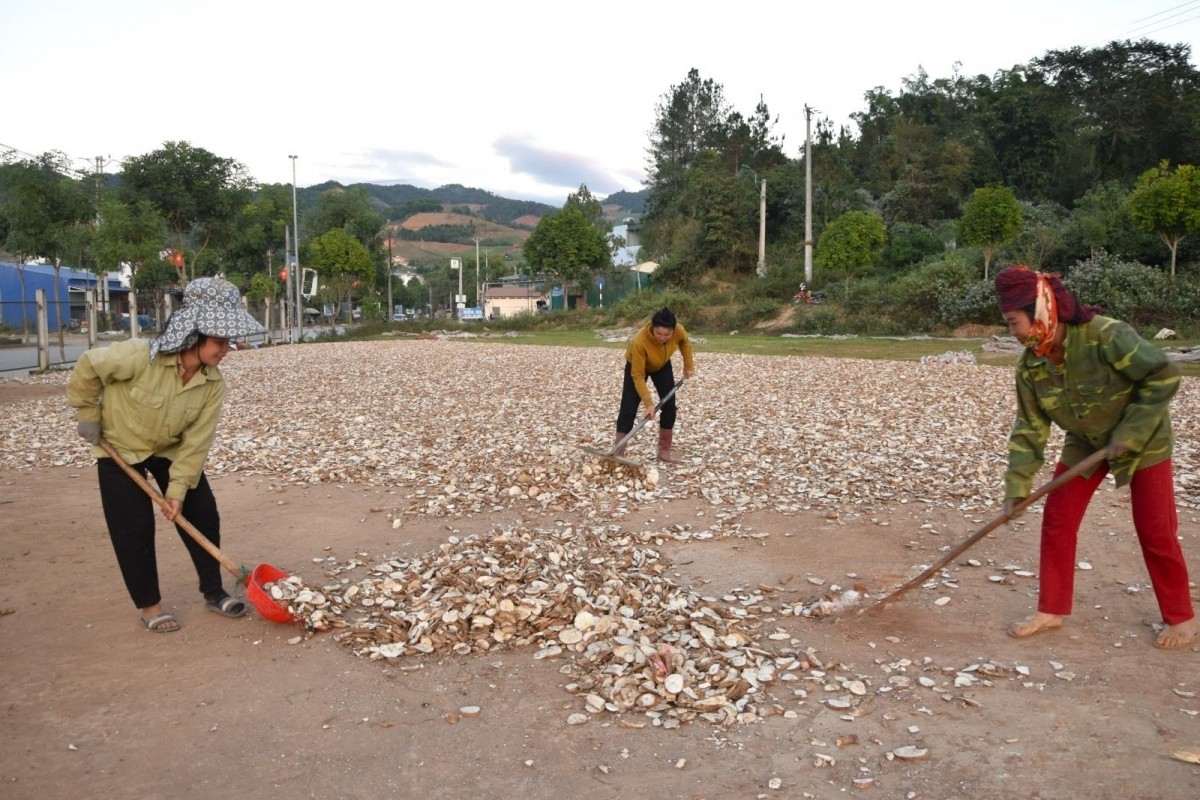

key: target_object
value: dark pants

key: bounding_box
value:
[97,456,224,609]
[616,361,676,433]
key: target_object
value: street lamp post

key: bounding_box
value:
[289,155,301,341]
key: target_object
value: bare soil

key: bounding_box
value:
[2,464,1198,799]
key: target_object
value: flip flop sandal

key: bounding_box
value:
[140,612,181,633]
[206,594,247,618]
[1153,630,1198,650]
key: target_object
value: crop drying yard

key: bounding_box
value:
[1,337,1198,799]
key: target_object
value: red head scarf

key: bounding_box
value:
[994,265,1098,357]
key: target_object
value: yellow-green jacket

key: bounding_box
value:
[624,322,695,408]
[1005,316,1179,499]
[67,338,225,501]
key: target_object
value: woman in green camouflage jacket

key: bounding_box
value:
[995,265,1196,650]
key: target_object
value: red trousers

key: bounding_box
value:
[1037,458,1194,624]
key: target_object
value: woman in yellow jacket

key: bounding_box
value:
[616,308,696,463]
[68,277,264,633]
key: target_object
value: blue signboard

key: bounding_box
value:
[461,306,484,321]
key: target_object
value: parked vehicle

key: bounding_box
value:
[118,313,153,330]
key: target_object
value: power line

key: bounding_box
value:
[0,140,114,179]
[1125,1,1200,38]
[1133,12,1200,39]
[1129,0,1200,27]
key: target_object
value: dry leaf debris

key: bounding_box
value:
[3,341,1197,512]
[263,517,1065,729]
[3,341,1198,731]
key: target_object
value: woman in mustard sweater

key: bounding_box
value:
[616,308,696,463]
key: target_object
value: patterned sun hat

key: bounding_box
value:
[150,277,266,359]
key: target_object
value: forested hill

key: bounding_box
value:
[292,181,648,227]
[604,189,648,215]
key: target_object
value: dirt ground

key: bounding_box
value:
[2,459,1198,799]
[2,342,1199,800]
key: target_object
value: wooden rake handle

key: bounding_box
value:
[612,378,687,453]
[97,437,247,581]
[868,448,1110,611]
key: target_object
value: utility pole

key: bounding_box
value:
[93,155,113,328]
[757,177,767,278]
[387,236,394,321]
[804,105,815,285]
[284,226,293,342]
[289,155,302,341]
[451,257,463,320]
[473,236,481,316]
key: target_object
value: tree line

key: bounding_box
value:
[637,39,1200,330]
[4,37,1199,334]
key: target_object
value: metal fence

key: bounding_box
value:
[0,291,273,377]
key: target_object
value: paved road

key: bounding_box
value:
[0,341,93,378]
[0,327,335,379]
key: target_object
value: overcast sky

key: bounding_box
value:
[4,0,1199,205]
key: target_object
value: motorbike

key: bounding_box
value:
[792,289,824,304]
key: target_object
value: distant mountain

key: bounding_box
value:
[290,181,650,227]
[603,188,648,216]
[293,181,558,227]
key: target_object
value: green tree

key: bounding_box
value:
[305,228,373,322]
[958,186,1023,279]
[306,186,384,248]
[646,68,734,213]
[523,206,612,304]
[221,183,293,280]
[246,271,282,329]
[563,184,606,232]
[92,198,169,330]
[1070,181,1131,258]
[815,210,887,297]
[121,141,253,284]
[1009,200,1069,269]
[1128,160,1200,277]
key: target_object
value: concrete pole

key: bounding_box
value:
[36,289,49,371]
[757,178,767,278]
[289,155,302,341]
[85,289,97,349]
[804,105,814,285]
[284,225,293,342]
[387,237,394,320]
[473,237,481,313]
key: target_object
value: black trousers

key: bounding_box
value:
[97,455,224,609]
[616,361,677,433]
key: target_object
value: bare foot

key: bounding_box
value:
[1154,618,1199,650]
[1008,612,1064,638]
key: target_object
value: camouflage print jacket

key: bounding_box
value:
[1005,316,1180,499]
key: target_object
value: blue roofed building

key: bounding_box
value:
[0,261,129,332]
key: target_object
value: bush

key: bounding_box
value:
[610,288,701,326]
[1065,253,1188,330]
[733,263,806,303]
[885,254,980,330]
[699,298,782,330]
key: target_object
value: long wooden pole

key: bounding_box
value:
[97,438,247,580]
[866,449,1109,612]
